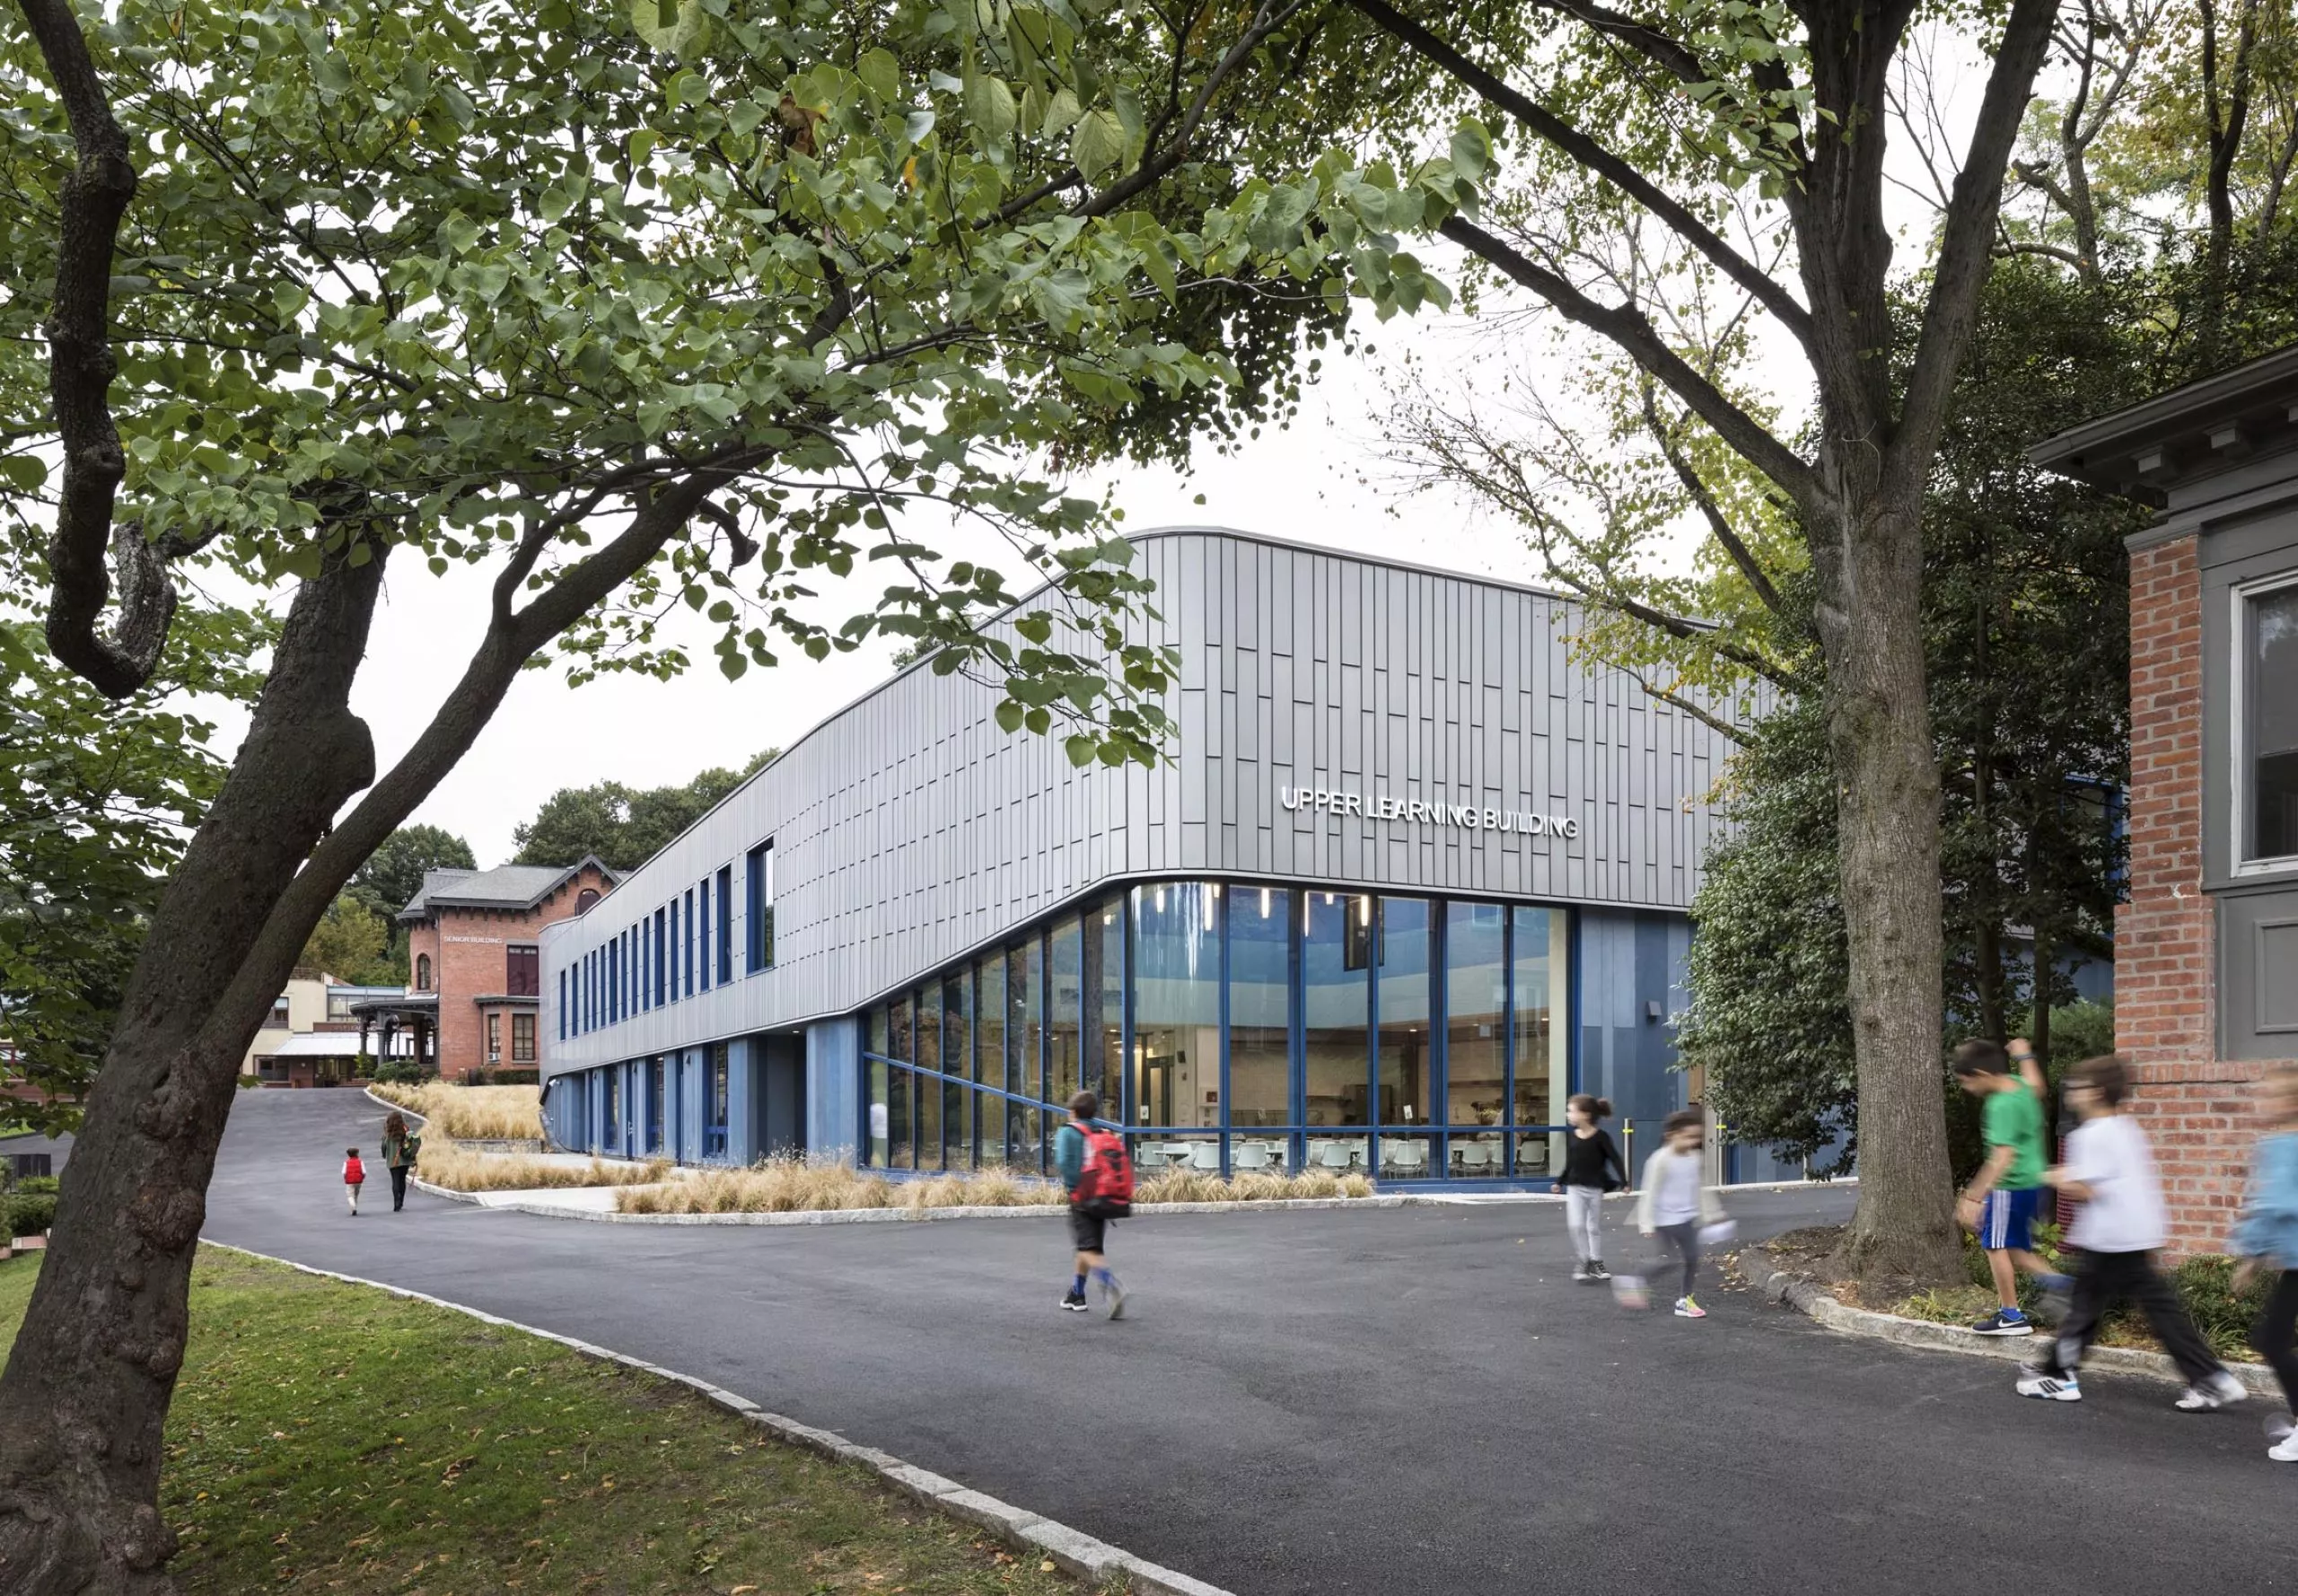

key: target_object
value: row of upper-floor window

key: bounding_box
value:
[408,943,540,997]
[557,842,774,1040]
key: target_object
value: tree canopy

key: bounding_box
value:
[512,750,778,872]
[0,2,1488,1580]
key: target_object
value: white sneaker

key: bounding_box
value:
[2270,1422,2298,1463]
[2017,1370,2082,1402]
[2174,1371,2250,1412]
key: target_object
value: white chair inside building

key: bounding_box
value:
[1453,1141,1494,1175]
[1381,1140,1429,1177]
[1188,1142,1223,1172]
[1311,1141,1355,1174]
[1232,1141,1274,1171]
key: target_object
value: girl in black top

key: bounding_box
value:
[1554,1093,1625,1281]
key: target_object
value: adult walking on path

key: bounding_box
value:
[380,1111,422,1214]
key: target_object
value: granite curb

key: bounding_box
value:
[197,1239,1239,1596]
[1741,1243,2281,1398]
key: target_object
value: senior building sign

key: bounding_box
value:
[1278,785,1580,839]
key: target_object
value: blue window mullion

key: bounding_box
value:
[1216,882,1232,1178]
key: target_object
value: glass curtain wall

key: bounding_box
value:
[855,881,1581,1183]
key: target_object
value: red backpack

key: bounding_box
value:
[1072,1126,1134,1216]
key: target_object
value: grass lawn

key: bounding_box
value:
[0,1250,1096,1595]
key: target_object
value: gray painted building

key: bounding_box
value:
[539,529,1752,1183]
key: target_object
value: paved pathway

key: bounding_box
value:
[205,1092,2291,1596]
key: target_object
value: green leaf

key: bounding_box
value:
[1071,109,1124,182]
[856,48,900,104]
[1040,86,1082,137]
[1064,734,1096,767]
[630,0,712,58]
[1448,119,1491,184]
[964,72,1017,142]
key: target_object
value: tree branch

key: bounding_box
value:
[1344,0,1812,348]
[1440,215,1816,504]
[1889,0,2059,498]
[1522,0,1707,83]
[1072,0,1310,218]
[18,0,175,699]
[1620,665,1747,746]
[1636,385,1788,617]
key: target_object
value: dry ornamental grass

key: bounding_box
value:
[616,1156,1377,1214]
[417,1144,670,1192]
[368,1081,543,1140]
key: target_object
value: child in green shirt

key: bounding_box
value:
[1953,1038,2074,1337]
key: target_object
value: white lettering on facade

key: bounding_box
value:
[1277,785,1581,841]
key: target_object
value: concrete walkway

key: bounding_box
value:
[205,1091,2293,1596]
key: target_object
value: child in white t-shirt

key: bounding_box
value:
[2015,1055,2247,1411]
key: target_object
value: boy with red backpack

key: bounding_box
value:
[1055,1090,1130,1319]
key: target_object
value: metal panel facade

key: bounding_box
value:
[541,529,1737,1080]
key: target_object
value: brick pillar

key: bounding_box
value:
[2118,535,2266,1256]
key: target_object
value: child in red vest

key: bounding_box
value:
[343,1146,366,1215]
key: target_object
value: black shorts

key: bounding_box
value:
[1068,1206,1108,1253]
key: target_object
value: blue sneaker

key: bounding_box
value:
[1971,1307,2033,1337]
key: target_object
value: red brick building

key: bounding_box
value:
[387,859,617,1081]
[2034,346,2298,1255]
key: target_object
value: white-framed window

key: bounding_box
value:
[2234,570,2298,873]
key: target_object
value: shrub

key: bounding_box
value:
[416,1144,668,1192]
[368,1058,426,1086]
[617,1160,1381,1215]
[16,1176,59,1196]
[2170,1253,2275,1362]
[6,1192,58,1237]
[235,1073,265,1090]
[369,1082,542,1140]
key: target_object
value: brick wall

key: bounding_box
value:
[414,865,610,1081]
[2119,535,2267,1256]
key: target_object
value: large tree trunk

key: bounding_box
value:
[0,550,386,1596]
[1811,482,1962,1280]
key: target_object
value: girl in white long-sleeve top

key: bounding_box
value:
[1635,1110,1728,1319]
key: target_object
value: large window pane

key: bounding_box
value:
[2250,583,2298,860]
[915,986,943,1172]
[867,1053,890,1168]
[1132,882,1221,1130]
[1445,902,1507,1126]
[1011,939,1045,1172]
[1229,885,1293,1127]
[1049,917,1082,1110]
[1083,898,1122,1102]
[1376,897,1432,1126]
[888,994,913,1064]
[978,958,1009,1163]
[1512,907,1571,1176]
[887,1065,913,1169]
[1303,892,1370,1127]
[944,973,972,1169]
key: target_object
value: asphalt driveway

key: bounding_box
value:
[201,1091,2290,1596]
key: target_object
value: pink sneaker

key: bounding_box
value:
[1673,1296,1707,1319]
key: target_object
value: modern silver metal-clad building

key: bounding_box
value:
[539,527,1747,1185]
